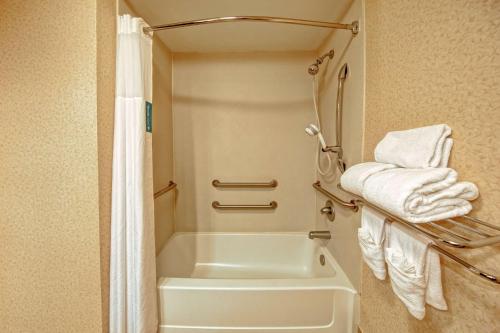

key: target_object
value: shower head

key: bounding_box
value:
[307,48,335,76]
[308,64,320,75]
[305,123,320,136]
[305,124,327,149]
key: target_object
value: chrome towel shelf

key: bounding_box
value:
[212,201,278,210]
[312,181,500,285]
[154,181,177,199]
[212,179,278,188]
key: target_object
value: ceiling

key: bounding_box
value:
[124,0,353,53]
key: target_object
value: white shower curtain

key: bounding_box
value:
[110,15,157,333]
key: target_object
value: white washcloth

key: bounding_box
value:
[375,124,453,168]
[358,207,389,280]
[340,162,397,196]
[385,224,447,320]
[363,168,479,223]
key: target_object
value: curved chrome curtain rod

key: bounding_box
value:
[143,16,359,35]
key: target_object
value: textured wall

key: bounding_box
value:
[97,0,117,332]
[172,52,317,232]
[0,0,109,332]
[362,0,500,332]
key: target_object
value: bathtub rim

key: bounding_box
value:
[157,231,357,295]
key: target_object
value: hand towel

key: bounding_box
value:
[358,207,389,280]
[385,224,447,320]
[363,168,479,223]
[374,124,453,168]
[340,162,397,196]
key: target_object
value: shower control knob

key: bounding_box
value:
[320,200,335,222]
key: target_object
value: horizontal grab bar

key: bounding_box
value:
[212,201,278,210]
[154,181,177,199]
[312,181,358,211]
[212,179,278,188]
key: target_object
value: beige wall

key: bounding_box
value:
[361,0,500,332]
[97,0,117,332]
[172,52,317,232]
[315,0,365,291]
[0,0,115,331]
[152,38,175,253]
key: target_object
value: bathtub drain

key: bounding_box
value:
[319,254,326,266]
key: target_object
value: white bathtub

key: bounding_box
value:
[156,232,357,333]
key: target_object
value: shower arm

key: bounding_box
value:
[323,63,349,168]
[308,49,335,75]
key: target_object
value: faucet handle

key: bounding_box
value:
[320,200,335,222]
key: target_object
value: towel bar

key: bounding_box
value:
[212,201,278,210]
[212,179,278,188]
[312,181,500,285]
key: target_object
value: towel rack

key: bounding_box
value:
[212,179,278,188]
[312,181,500,285]
[154,181,177,199]
[212,201,278,210]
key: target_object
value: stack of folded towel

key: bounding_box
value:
[342,163,478,223]
[341,124,479,223]
[341,124,479,319]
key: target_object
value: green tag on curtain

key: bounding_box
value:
[146,101,152,133]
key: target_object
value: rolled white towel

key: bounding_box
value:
[375,124,453,168]
[385,224,447,320]
[363,168,479,223]
[358,207,389,280]
[340,162,397,196]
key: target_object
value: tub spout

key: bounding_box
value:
[308,230,331,240]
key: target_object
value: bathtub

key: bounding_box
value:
[156,232,357,333]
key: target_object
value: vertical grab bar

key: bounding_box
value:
[322,63,349,173]
[336,63,348,150]
[335,63,348,173]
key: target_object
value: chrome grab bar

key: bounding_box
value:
[212,179,278,188]
[321,63,349,173]
[212,201,278,210]
[312,181,358,211]
[154,181,176,199]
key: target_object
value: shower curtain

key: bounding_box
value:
[110,15,157,333]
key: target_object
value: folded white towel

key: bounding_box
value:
[358,207,389,280]
[363,168,479,223]
[340,162,397,196]
[375,124,453,168]
[385,224,447,320]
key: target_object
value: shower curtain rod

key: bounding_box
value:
[143,16,359,35]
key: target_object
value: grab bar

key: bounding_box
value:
[312,181,358,211]
[212,179,278,188]
[321,63,349,173]
[212,201,278,210]
[154,181,177,199]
